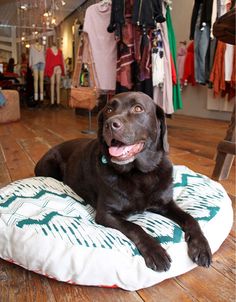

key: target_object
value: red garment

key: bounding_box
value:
[209,41,226,98]
[4,71,19,78]
[170,54,177,85]
[210,42,235,100]
[182,41,195,86]
[45,48,65,78]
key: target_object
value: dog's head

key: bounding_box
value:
[98,92,169,173]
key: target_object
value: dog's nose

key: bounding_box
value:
[106,118,123,131]
[111,119,122,130]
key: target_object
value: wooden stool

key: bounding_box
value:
[211,7,235,180]
[212,102,235,180]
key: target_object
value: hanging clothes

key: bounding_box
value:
[153,4,174,115]
[182,41,196,86]
[107,0,125,38]
[210,45,236,100]
[112,0,154,97]
[190,0,214,84]
[190,0,214,40]
[213,4,235,44]
[105,0,182,112]
[225,44,234,81]
[132,0,166,26]
[170,54,177,85]
[194,21,210,84]
[209,1,235,100]
[166,5,183,111]
[115,0,135,92]
[209,41,235,100]
[152,29,165,87]
[177,42,187,85]
[207,0,235,112]
[83,2,117,91]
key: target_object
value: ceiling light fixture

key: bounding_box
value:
[20,4,28,10]
[61,0,66,6]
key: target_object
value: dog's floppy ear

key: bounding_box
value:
[156,105,169,153]
[97,109,104,141]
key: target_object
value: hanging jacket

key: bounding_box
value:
[213,6,236,45]
[189,0,214,40]
[108,0,165,39]
[132,0,165,27]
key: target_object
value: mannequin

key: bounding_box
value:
[45,42,65,107]
[29,39,45,102]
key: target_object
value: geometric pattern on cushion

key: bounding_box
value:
[0,165,233,290]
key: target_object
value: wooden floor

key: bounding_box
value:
[0,106,235,302]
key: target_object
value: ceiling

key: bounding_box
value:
[0,0,86,30]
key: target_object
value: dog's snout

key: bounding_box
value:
[105,118,123,131]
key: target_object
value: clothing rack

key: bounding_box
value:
[81,90,115,135]
[81,110,96,135]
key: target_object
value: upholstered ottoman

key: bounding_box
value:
[0,90,20,123]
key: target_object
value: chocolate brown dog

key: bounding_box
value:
[35,92,212,271]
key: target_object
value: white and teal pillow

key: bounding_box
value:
[0,166,233,291]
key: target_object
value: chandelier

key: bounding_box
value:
[17,0,67,47]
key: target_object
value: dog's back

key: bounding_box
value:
[35,138,93,182]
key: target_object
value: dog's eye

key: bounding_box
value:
[133,105,144,113]
[105,107,113,114]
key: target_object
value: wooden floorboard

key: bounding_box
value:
[0,107,235,302]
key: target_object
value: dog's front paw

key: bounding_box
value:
[142,244,172,272]
[186,233,212,267]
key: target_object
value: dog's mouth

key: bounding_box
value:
[108,139,144,165]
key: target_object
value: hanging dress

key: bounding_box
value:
[153,11,174,114]
[166,5,183,111]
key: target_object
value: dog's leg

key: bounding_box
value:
[153,200,212,267]
[95,212,172,272]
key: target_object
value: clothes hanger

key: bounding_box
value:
[100,0,112,7]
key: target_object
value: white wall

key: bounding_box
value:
[59,19,74,60]
[171,0,232,121]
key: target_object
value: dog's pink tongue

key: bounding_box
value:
[109,145,134,157]
[109,143,144,158]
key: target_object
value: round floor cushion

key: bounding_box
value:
[0,166,233,291]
